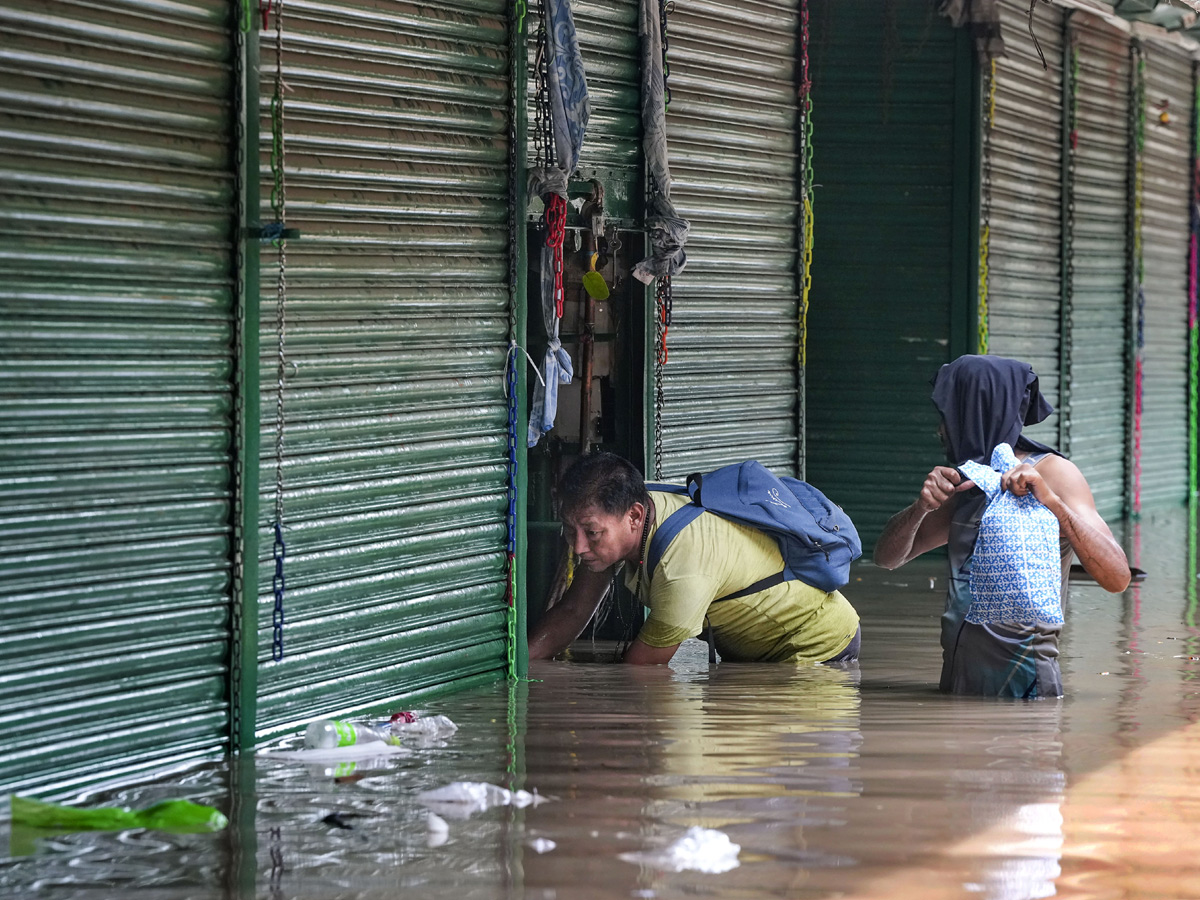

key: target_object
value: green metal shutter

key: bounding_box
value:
[806,3,967,545]
[0,1,237,792]
[255,0,512,737]
[572,0,640,218]
[1137,38,1192,509]
[987,0,1064,444]
[1064,12,1130,520]
[659,0,800,479]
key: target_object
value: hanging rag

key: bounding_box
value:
[545,0,589,174]
[633,0,689,285]
[938,0,1006,62]
[528,239,575,447]
[526,1,587,447]
[957,443,1063,627]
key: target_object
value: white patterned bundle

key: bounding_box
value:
[957,443,1063,626]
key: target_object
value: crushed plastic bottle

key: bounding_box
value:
[416,781,544,820]
[389,714,458,741]
[303,719,397,750]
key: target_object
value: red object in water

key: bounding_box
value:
[390,711,416,724]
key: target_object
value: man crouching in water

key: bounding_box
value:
[528,452,861,665]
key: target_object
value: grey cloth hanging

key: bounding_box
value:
[633,0,689,285]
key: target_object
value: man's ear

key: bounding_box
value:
[629,501,646,530]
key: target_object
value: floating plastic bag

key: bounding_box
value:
[10,796,227,834]
[957,442,1063,626]
[619,826,740,873]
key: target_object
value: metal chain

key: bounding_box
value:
[1132,47,1146,516]
[269,0,288,661]
[798,0,813,476]
[659,0,673,108]
[229,0,250,754]
[1062,37,1078,457]
[653,283,667,480]
[978,58,996,355]
[651,0,674,481]
[504,0,526,680]
[1189,68,1200,505]
[533,0,552,168]
[268,825,284,900]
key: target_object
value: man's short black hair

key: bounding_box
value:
[558,452,646,519]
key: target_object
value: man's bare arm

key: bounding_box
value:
[527,564,616,659]
[622,637,680,665]
[1002,455,1130,593]
[874,466,972,569]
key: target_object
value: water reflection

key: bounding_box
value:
[3,506,1200,899]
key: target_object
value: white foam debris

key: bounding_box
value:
[618,826,740,874]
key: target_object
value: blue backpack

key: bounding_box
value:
[646,461,862,599]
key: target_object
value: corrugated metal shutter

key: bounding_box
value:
[805,2,966,545]
[659,0,800,479]
[987,0,1064,444]
[571,0,640,218]
[1137,38,1192,509]
[0,1,236,792]
[255,0,512,737]
[1064,12,1129,519]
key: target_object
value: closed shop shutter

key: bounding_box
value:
[1137,39,1192,509]
[255,0,512,736]
[659,0,800,479]
[0,1,237,792]
[806,1,967,545]
[987,0,1064,445]
[1064,12,1130,520]
[571,0,640,218]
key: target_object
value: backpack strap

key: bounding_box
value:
[646,503,704,575]
[644,475,789,605]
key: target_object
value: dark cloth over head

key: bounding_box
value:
[930,355,1060,464]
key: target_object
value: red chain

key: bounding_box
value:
[545,194,567,318]
[799,0,810,101]
[656,275,672,365]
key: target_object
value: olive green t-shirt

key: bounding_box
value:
[623,491,860,663]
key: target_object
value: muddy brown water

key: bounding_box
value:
[3,507,1199,899]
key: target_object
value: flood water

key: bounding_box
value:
[4,506,1199,899]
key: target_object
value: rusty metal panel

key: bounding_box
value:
[660,0,800,479]
[1138,38,1192,509]
[987,0,1064,444]
[0,0,236,793]
[1065,12,1130,519]
[255,0,511,737]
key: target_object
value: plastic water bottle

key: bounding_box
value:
[304,719,393,749]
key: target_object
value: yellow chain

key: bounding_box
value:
[987,58,996,128]
[977,223,990,355]
[978,58,996,355]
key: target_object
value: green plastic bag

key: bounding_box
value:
[10,795,229,833]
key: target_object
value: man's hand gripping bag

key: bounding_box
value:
[957,443,1063,626]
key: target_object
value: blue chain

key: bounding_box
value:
[506,344,519,572]
[272,520,286,661]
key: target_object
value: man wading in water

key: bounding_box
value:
[874,355,1130,697]
[527,452,861,665]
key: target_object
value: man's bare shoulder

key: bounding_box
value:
[1031,452,1086,483]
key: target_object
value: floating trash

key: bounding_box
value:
[619,826,740,874]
